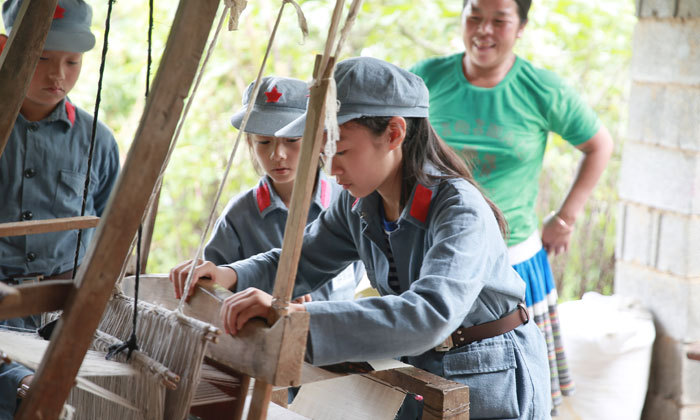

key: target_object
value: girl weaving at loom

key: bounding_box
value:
[171,57,551,419]
[171,76,357,303]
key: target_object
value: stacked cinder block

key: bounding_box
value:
[616,1,700,419]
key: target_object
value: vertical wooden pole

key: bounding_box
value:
[268,55,335,322]
[15,1,221,418]
[247,379,273,420]
[0,0,58,158]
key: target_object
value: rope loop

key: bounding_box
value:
[283,0,309,41]
[225,0,247,31]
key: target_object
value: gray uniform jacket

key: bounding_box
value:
[229,166,551,419]
[205,171,357,302]
[0,98,120,279]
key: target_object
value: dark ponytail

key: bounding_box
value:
[352,116,508,238]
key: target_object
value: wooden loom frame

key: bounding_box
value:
[0,0,470,419]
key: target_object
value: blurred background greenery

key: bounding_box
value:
[1,0,636,301]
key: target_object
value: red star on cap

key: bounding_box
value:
[54,4,65,19]
[264,86,283,103]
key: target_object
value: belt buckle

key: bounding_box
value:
[517,302,530,325]
[11,275,43,285]
[434,335,454,352]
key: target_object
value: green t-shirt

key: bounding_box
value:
[410,54,600,246]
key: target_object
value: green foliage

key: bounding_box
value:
[2,0,635,301]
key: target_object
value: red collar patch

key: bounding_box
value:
[264,86,282,103]
[409,184,432,223]
[256,182,271,212]
[54,5,66,19]
[64,100,76,126]
[320,180,330,209]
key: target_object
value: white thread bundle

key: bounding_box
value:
[192,363,241,406]
[0,330,142,415]
[63,329,174,420]
[324,78,340,167]
[0,330,136,378]
[99,295,213,420]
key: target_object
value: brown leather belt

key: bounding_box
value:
[1,269,74,285]
[435,303,530,352]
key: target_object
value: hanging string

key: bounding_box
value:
[178,0,307,310]
[146,0,154,96]
[322,0,363,169]
[225,0,247,31]
[105,223,141,360]
[113,1,236,286]
[107,0,154,361]
[315,0,345,88]
[333,0,362,59]
[72,0,115,278]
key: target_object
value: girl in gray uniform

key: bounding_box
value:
[171,76,356,302]
[171,58,551,419]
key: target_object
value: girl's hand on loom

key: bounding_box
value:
[220,288,306,335]
[169,259,237,300]
[292,294,312,304]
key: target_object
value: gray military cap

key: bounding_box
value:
[2,0,95,53]
[230,76,309,137]
[275,56,429,138]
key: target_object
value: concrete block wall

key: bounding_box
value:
[617,1,700,419]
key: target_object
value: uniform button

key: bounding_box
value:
[24,168,36,178]
[28,123,39,132]
[26,252,37,262]
[21,210,33,220]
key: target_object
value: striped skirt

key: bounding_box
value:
[512,244,574,415]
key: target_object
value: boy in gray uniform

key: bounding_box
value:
[174,57,552,419]
[0,0,119,416]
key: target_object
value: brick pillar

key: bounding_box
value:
[615,1,700,419]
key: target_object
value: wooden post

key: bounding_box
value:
[247,379,273,420]
[15,1,221,418]
[268,55,335,322]
[0,0,58,158]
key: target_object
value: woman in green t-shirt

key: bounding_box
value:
[410,0,614,414]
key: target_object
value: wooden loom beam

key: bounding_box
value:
[15,0,222,418]
[0,0,58,158]
[371,368,470,419]
[0,281,73,320]
[123,276,471,419]
[0,216,100,238]
[122,274,309,386]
